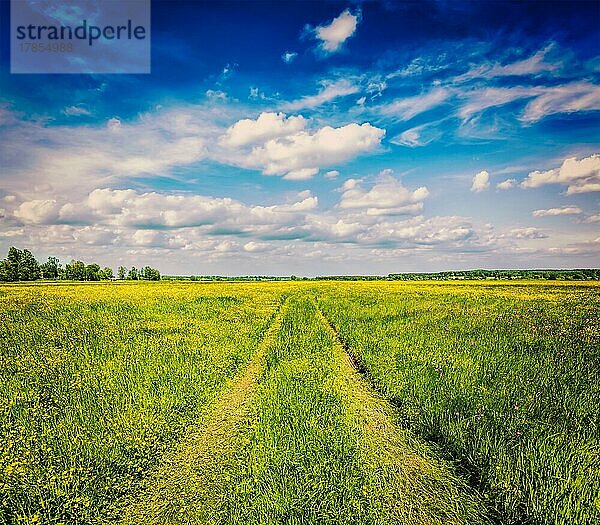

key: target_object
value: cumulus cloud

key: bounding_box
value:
[338,174,429,215]
[496,178,516,190]
[358,215,477,246]
[532,206,582,217]
[324,170,339,179]
[584,214,600,223]
[508,227,549,239]
[311,9,360,54]
[10,188,320,240]
[281,79,359,111]
[13,199,60,224]
[471,170,490,192]
[221,112,306,146]
[236,122,384,179]
[9,183,589,271]
[521,154,600,194]
[218,112,384,179]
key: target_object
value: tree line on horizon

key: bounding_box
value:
[162,268,599,281]
[0,247,160,282]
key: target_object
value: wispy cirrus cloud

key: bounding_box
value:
[453,44,560,83]
[281,79,359,111]
[391,122,443,147]
[521,81,600,122]
[282,51,298,64]
[379,88,449,121]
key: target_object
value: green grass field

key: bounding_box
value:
[1,281,598,524]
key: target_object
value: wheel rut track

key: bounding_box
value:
[121,295,289,524]
[312,296,501,525]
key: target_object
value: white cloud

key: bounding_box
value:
[458,87,534,120]
[358,215,478,246]
[14,199,60,224]
[454,44,559,82]
[0,107,217,199]
[394,127,421,147]
[312,9,360,53]
[63,105,91,117]
[521,154,600,194]
[380,88,449,120]
[391,122,442,147]
[107,117,121,131]
[508,227,549,240]
[458,82,600,123]
[584,214,600,223]
[324,170,339,179]
[281,79,359,111]
[532,206,582,217]
[205,89,228,101]
[238,122,385,178]
[521,81,600,122]
[282,51,298,64]
[471,170,490,192]
[8,184,593,272]
[244,241,271,252]
[248,87,266,100]
[221,112,306,147]
[284,168,319,181]
[338,174,429,215]
[10,188,320,238]
[496,178,516,190]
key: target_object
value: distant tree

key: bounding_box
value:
[85,263,101,281]
[6,247,21,281]
[0,259,11,282]
[140,265,160,281]
[118,266,127,280]
[40,256,60,279]
[101,267,114,280]
[127,267,139,280]
[65,260,86,280]
[18,249,40,281]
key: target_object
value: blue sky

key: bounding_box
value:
[0,0,599,275]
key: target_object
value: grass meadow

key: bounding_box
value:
[1,280,598,524]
